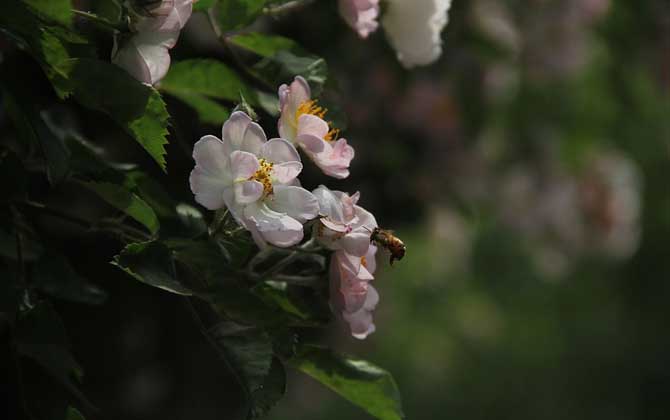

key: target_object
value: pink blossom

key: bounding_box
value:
[189,111,319,247]
[111,31,179,85]
[329,246,379,339]
[131,0,194,32]
[338,0,380,39]
[278,76,355,179]
[313,185,377,257]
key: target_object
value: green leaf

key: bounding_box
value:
[214,0,267,32]
[33,254,107,305]
[169,91,230,125]
[57,59,170,171]
[228,33,329,96]
[208,320,273,393]
[228,32,299,57]
[161,59,258,123]
[290,346,405,420]
[0,228,44,262]
[112,240,193,295]
[193,0,218,12]
[22,0,73,26]
[66,406,86,420]
[250,357,286,418]
[83,181,160,235]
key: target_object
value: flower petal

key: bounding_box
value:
[260,138,301,164]
[234,180,264,204]
[222,111,252,155]
[297,114,330,139]
[271,161,303,184]
[230,150,259,180]
[241,121,267,155]
[244,202,304,247]
[267,185,319,223]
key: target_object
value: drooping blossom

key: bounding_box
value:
[112,0,194,85]
[330,246,379,339]
[130,0,194,33]
[112,31,178,85]
[338,0,380,39]
[312,185,377,257]
[278,76,355,179]
[189,111,319,247]
[382,0,452,68]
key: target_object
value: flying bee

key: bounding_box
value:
[369,227,406,266]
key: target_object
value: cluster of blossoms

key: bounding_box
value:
[190,76,381,339]
[112,0,194,85]
[338,0,453,68]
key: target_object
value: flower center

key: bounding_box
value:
[361,256,367,268]
[296,99,340,142]
[251,158,274,196]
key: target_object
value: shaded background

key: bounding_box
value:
[3,0,669,419]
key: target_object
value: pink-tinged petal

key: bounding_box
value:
[244,202,304,247]
[192,135,230,177]
[189,135,233,210]
[284,76,311,114]
[267,185,319,223]
[364,243,378,275]
[230,151,259,180]
[311,138,355,179]
[189,168,226,210]
[222,111,252,154]
[339,232,371,257]
[271,162,303,184]
[296,134,327,155]
[352,206,378,231]
[133,0,193,32]
[111,37,151,84]
[338,0,380,39]
[260,138,301,164]
[241,121,267,155]
[297,114,330,139]
[342,285,378,339]
[313,185,345,221]
[321,218,349,233]
[234,180,264,204]
[278,76,312,141]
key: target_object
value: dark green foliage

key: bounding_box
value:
[290,345,405,420]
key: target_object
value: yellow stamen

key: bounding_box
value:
[296,99,340,142]
[296,99,327,122]
[361,256,367,268]
[251,158,274,196]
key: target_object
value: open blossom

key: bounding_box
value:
[338,0,380,39]
[278,76,355,179]
[330,246,379,339]
[313,185,377,257]
[112,31,178,85]
[131,0,194,33]
[189,111,319,247]
[382,0,452,68]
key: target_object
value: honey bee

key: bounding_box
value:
[370,227,406,266]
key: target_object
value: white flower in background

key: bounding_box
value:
[312,185,377,257]
[338,0,380,39]
[113,0,194,85]
[278,76,355,179]
[189,111,319,247]
[130,0,194,33]
[382,0,452,68]
[330,246,379,339]
[111,31,178,85]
